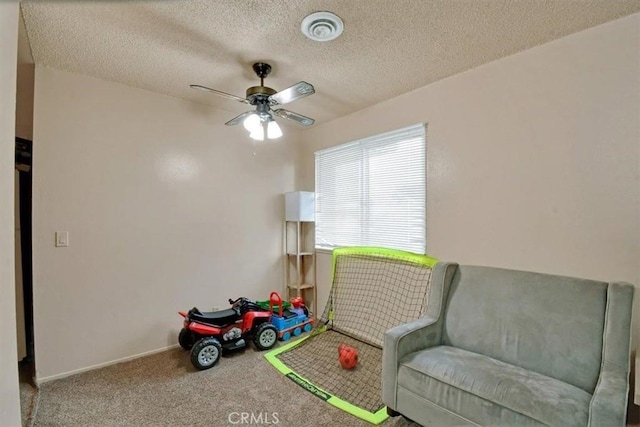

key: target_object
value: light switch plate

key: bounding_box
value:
[55,231,69,247]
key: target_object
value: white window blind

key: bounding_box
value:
[315,124,426,253]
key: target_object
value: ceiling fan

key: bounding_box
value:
[190,62,315,140]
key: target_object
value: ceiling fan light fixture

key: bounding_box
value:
[301,11,344,42]
[267,120,283,139]
[249,126,265,141]
[243,113,261,133]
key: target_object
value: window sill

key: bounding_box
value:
[315,247,334,255]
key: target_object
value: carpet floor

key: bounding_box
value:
[19,346,640,426]
[20,346,417,427]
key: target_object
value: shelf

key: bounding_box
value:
[283,218,317,318]
[287,283,315,290]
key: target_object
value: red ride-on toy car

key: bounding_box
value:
[178,297,278,370]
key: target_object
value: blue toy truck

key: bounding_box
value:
[267,292,313,341]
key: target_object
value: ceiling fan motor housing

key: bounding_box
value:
[247,62,277,105]
[246,86,276,105]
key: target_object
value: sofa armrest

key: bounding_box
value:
[382,315,443,409]
[588,363,630,427]
[382,262,458,409]
[384,315,442,360]
[588,282,634,427]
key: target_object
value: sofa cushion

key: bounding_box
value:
[398,346,591,427]
[442,265,607,393]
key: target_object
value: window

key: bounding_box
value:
[315,124,426,253]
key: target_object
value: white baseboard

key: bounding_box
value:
[35,344,180,385]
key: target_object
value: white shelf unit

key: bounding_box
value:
[284,220,317,318]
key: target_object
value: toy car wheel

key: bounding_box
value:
[179,328,195,350]
[282,331,291,341]
[293,327,302,337]
[254,323,278,350]
[303,323,312,333]
[190,338,222,370]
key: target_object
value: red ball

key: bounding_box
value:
[338,344,358,370]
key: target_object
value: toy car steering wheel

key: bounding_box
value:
[230,297,249,315]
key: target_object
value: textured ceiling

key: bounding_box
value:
[20,0,640,127]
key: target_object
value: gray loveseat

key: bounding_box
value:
[382,263,634,426]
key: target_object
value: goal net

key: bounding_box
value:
[265,247,437,424]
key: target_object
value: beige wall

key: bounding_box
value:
[300,14,640,346]
[0,2,23,425]
[32,67,297,381]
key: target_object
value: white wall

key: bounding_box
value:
[300,14,640,346]
[0,2,23,425]
[32,67,297,381]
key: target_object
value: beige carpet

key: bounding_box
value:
[19,361,38,427]
[20,347,640,426]
[20,346,417,427]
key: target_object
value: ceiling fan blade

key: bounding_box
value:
[269,81,315,105]
[190,84,248,103]
[225,111,255,126]
[273,109,315,126]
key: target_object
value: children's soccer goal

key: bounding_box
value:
[265,247,437,424]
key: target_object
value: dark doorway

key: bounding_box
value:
[15,137,34,362]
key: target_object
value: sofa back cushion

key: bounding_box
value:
[442,265,607,393]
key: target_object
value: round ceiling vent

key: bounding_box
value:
[301,11,344,42]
